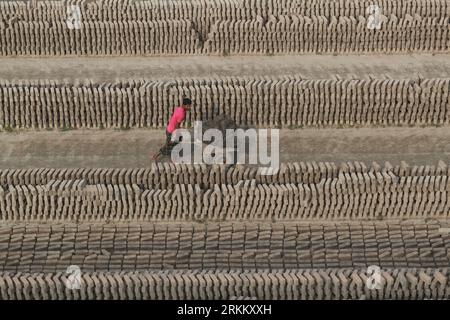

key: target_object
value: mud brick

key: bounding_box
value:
[182,272,201,300]
[159,271,176,300]
[77,273,93,300]
[136,272,154,300]
[277,272,293,300]
[32,274,50,299]
[16,274,28,299]
[98,272,111,299]
[83,271,102,299]
[0,275,12,299]
[130,272,147,299]
[97,273,115,300]
[10,275,25,300]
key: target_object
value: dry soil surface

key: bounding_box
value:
[0,126,448,168]
[0,54,449,81]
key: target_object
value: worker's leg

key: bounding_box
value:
[161,131,173,156]
[165,131,173,146]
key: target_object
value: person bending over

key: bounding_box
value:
[163,97,192,154]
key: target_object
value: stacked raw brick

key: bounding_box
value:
[0,161,448,221]
[0,269,448,300]
[1,77,449,129]
[2,1,448,23]
[1,221,449,272]
[204,14,449,54]
[0,0,448,55]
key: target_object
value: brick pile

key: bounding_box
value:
[0,0,448,55]
[1,77,449,129]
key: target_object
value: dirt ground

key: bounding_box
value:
[0,126,448,168]
[1,54,448,168]
[0,53,448,81]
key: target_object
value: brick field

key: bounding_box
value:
[0,0,449,300]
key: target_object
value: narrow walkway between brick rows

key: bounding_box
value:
[0,127,448,168]
[0,54,448,81]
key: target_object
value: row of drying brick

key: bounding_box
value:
[0,20,201,56]
[3,0,448,20]
[0,222,448,272]
[0,15,448,55]
[0,268,448,300]
[1,0,448,28]
[204,15,450,54]
[1,77,449,129]
[0,172,448,221]
[1,162,447,188]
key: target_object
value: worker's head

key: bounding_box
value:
[182,98,192,111]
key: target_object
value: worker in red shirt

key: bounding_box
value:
[164,97,192,152]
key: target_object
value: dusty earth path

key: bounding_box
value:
[0,53,449,81]
[0,126,448,168]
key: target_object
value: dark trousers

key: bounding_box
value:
[165,130,173,146]
[161,131,174,156]
[166,130,183,146]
